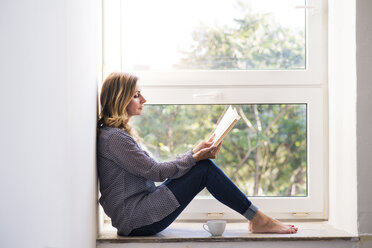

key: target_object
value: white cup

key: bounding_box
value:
[203,220,226,236]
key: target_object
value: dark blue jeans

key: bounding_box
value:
[128,159,258,236]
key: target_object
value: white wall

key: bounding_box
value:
[0,0,98,247]
[328,0,358,235]
[325,0,372,241]
[356,0,372,237]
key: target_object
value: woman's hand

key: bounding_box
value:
[192,134,215,154]
[192,135,223,162]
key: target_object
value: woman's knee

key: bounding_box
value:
[181,159,214,183]
[197,159,224,178]
[198,159,219,170]
[195,159,214,173]
[196,158,214,167]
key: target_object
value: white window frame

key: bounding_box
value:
[103,0,327,86]
[101,0,328,221]
[140,87,324,220]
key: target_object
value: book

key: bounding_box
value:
[209,105,241,146]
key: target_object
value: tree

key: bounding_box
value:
[132,104,306,196]
[175,1,304,70]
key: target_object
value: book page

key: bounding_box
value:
[210,106,241,146]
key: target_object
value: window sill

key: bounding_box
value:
[97,221,357,243]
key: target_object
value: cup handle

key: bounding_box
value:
[203,224,210,234]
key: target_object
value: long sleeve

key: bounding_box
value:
[106,131,196,182]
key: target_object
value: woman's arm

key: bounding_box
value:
[106,131,196,182]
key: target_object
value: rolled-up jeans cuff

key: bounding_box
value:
[243,204,258,220]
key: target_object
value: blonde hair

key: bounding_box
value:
[97,72,138,136]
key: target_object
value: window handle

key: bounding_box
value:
[207,212,224,218]
[295,5,315,9]
[295,0,318,15]
[192,92,221,99]
[292,212,310,217]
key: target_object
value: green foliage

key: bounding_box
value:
[132,104,307,197]
[175,1,305,70]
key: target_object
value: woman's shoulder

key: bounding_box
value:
[98,127,141,157]
[99,126,134,143]
[100,126,128,135]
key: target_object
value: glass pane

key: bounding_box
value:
[131,104,307,197]
[122,0,305,71]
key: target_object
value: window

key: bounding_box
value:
[102,0,327,220]
[133,104,307,197]
[121,0,305,71]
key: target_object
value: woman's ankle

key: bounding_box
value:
[249,210,269,226]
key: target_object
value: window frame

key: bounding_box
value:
[103,0,327,87]
[101,0,328,221]
[139,86,324,220]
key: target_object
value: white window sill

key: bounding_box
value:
[97,221,357,243]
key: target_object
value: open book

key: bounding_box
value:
[209,105,241,146]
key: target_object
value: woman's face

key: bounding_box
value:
[126,85,146,118]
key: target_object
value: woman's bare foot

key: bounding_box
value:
[249,210,298,234]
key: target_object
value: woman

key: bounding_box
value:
[97,72,298,236]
